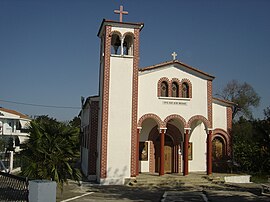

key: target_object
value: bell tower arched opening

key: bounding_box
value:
[123,34,134,56]
[111,33,121,55]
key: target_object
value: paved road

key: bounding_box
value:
[57,181,270,202]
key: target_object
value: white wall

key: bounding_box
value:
[212,102,227,130]
[81,147,89,176]
[138,65,208,122]
[189,122,207,172]
[105,55,134,183]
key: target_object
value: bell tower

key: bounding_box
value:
[96,6,144,184]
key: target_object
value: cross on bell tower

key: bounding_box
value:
[114,5,128,22]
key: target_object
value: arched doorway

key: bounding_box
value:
[212,136,227,172]
[154,134,174,173]
[149,124,182,174]
[212,136,225,160]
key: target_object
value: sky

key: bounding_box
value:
[0,0,270,121]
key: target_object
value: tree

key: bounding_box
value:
[21,116,81,190]
[0,138,5,152]
[232,108,270,174]
[232,117,260,172]
[264,106,270,120]
[217,80,260,119]
[69,116,81,128]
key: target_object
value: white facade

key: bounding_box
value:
[81,18,233,185]
[138,65,208,121]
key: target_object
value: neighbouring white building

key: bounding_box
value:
[80,6,234,185]
[0,107,31,171]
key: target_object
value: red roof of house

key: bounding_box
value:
[0,107,30,119]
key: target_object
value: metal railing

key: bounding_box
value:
[0,171,28,201]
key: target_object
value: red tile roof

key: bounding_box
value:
[0,107,30,119]
[212,97,235,106]
[139,60,215,80]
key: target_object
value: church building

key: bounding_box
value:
[80,6,234,185]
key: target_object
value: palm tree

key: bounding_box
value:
[21,116,81,190]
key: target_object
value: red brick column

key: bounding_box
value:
[136,127,141,176]
[178,145,182,174]
[207,80,213,128]
[149,141,155,173]
[207,130,213,175]
[100,26,112,179]
[159,129,165,176]
[130,28,140,177]
[183,129,190,176]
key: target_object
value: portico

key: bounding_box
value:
[136,114,214,176]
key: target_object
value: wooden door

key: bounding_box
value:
[164,145,172,173]
[212,137,224,160]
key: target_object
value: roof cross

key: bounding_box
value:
[172,52,177,60]
[114,5,128,22]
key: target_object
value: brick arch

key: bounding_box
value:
[213,128,231,156]
[157,77,171,97]
[164,114,187,128]
[137,113,165,128]
[109,30,122,38]
[123,32,134,56]
[148,123,181,145]
[110,30,123,55]
[166,123,182,144]
[181,78,192,98]
[187,115,210,129]
[123,31,134,38]
[148,125,159,141]
[171,78,181,97]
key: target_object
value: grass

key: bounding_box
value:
[250,174,269,183]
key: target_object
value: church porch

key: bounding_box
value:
[136,114,213,177]
[136,116,185,176]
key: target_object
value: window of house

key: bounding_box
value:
[111,33,121,55]
[16,121,21,130]
[182,83,189,98]
[172,82,179,97]
[123,34,133,56]
[161,81,169,97]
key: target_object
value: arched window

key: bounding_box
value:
[172,82,179,97]
[212,136,225,160]
[123,34,133,56]
[182,82,189,98]
[111,33,121,55]
[161,81,169,97]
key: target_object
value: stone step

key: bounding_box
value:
[127,176,213,187]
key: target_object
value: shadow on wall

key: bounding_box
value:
[105,166,128,185]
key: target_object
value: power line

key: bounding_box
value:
[0,99,80,109]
